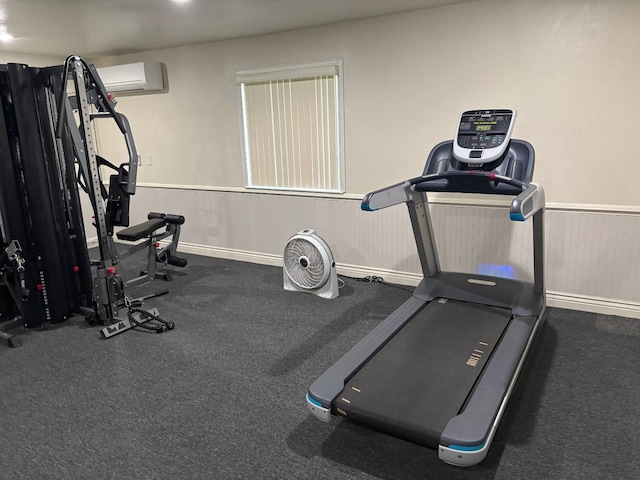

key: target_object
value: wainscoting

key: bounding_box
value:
[85,186,640,319]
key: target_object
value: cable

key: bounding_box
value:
[362,276,384,283]
[127,307,175,333]
[338,274,414,293]
[125,296,174,333]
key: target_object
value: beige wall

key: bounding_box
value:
[94,0,640,207]
[80,0,640,317]
[0,52,63,66]
[1,2,638,316]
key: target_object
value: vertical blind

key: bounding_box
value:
[238,63,342,192]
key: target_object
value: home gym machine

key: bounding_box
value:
[0,61,95,345]
[306,110,546,466]
[0,241,27,347]
[56,55,185,338]
[0,56,184,344]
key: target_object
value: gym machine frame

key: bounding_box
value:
[55,56,167,337]
[0,241,26,347]
[0,61,95,343]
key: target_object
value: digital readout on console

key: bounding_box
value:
[454,111,514,161]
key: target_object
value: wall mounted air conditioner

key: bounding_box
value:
[96,62,164,93]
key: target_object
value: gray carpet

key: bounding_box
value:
[0,252,638,479]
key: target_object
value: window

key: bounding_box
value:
[237,60,344,193]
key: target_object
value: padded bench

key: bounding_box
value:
[116,218,167,242]
[114,212,187,287]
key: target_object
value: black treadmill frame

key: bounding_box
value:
[307,138,546,467]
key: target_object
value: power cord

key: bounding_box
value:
[338,274,414,293]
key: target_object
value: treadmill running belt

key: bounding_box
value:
[333,298,511,449]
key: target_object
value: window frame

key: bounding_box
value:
[236,59,345,194]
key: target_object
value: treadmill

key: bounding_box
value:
[305,109,546,467]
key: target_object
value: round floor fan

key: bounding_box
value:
[283,229,338,299]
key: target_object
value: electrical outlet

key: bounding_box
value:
[146,154,152,166]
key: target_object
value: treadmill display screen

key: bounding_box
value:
[457,112,512,150]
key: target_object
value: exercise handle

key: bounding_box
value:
[164,214,185,225]
[167,255,188,268]
[147,212,186,225]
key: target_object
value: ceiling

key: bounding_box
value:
[0,0,471,57]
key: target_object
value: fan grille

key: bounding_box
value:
[283,237,327,289]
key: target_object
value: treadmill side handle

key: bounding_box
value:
[510,182,544,221]
[362,180,412,211]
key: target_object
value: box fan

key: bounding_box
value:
[283,229,338,299]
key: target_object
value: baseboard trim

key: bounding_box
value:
[176,242,422,284]
[88,239,640,320]
[180,242,284,267]
[546,291,640,319]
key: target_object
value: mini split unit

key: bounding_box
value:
[96,62,164,93]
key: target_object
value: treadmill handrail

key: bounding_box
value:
[510,182,545,221]
[362,171,544,223]
[361,180,412,211]
[411,170,526,192]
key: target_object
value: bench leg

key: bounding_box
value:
[123,225,186,288]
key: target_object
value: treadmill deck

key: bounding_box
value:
[333,298,512,449]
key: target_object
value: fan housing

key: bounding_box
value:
[283,229,338,299]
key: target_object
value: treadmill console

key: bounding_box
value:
[453,109,516,164]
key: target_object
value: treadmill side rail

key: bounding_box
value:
[307,295,425,407]
[438,310,546,466]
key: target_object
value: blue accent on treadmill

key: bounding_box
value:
[447,441,486,452]
[510,212,525,221]
[477,263,516,279]
[361,204,376,211]
[307,393,323,408]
